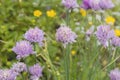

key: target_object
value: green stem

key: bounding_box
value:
[45,50,58,80]
[36,51,58,80]
[23,59,30,80]
[102,54,120,70]
[112,48,116,60]
[21,73,25,80]
[66,9,69,26]
[42,40,59,80]
[64,45,70,80]
[33,43,39,63]
[64,8,70,80]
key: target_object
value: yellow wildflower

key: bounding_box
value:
[46,9,56,17]
[80,8,86,17]
[33,10,42,17]
[105,16,115,25]
[114,29,120,37]
[88,21,93,25]
[71,50,76,56]
[102,60,107,66]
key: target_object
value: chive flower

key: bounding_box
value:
[12,40,34,59]
[56,25,77,47]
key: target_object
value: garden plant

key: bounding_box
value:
[0,0,120,80]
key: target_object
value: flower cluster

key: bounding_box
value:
[0,69,17,80]
[12,27,44,60]
[0,62,43,80]
[111,36,120,47]
[24,27,44,46]
[96,25,114,47]
[0,62,26,79]
[56,25,77,47]
[11,27,44,79]
[12,40,34,59]
[33,9,56,18]
[81,0,114,10]
[109,68,120,80]
[7,1,118,80]
[11,62,27,74]
[96,25,120,47]
[29,64,43,80]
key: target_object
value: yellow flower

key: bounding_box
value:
[33,10,42,17]
[80,8,86,17]
[88,21,93,25]
[114,29,120,37]
[71,50,76,56]
[102,60,107,66]
[46,9,56,17]
[105,16,115,25]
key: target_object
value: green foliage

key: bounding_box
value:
[0,0,120,80]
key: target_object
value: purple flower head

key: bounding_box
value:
[30,76,39,80]
[89,0,101,10]
[12,40,34,59]
[11,62,27,74]
[29,64,43,79]
[62,0,79,9]
[109,68,120,80]
[24,27,44,46]
[81,0,114,10]
[81,0,91,9]
[0,69,17,80]
[111,36,120,47]
[99,0,114,9]
[96,25,114,47]
[56,25,77,46]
